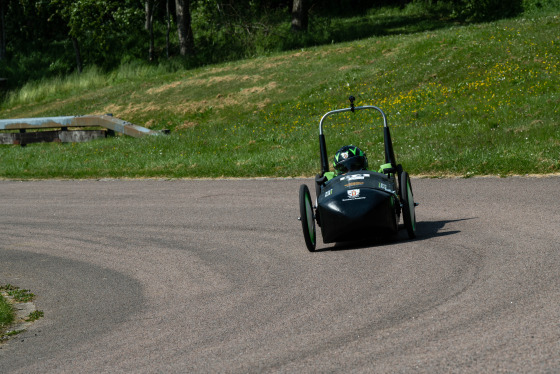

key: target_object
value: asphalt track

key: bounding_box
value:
[0,177,559,373]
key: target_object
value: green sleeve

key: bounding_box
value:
[378,163,393,173]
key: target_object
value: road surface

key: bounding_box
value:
[1,177,559,372]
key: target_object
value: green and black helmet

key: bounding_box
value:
[333,145,368,175]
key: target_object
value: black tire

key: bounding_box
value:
[299,184,317,252]
[399,171,416,239]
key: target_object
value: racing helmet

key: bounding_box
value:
[333,145,368,175]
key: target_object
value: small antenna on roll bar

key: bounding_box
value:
[349,96,355,112]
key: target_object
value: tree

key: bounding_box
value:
[0,0,6,61]
[175,0,195,56]
[291,0,308,31]
[48,0,144,71]
[71,36,83,73]
[166,0,171,58]
[146,0,155,61]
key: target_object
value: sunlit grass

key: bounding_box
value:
[1,11,559,178]
[4,66,110,106]
[0,294,14,334]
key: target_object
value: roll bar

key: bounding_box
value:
[318,98,396,175]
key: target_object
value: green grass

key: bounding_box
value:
[0,294,15,337]
[0,285,43,340]
[1,284,35,303]
[26,310,44,322]
[1,8,559,178]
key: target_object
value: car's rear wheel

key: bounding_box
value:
[299,184,317,252]
[399,171,416,239]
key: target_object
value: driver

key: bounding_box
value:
[333,145,368,176]
[316,145,369,188]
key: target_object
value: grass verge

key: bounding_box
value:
[0,285,43,342]
[0,294,15,338]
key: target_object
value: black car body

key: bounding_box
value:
[316,171,400,243]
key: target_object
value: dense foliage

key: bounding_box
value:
[0,0,557,90]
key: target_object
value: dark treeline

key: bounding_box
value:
[0,0,526,89]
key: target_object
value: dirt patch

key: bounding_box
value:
[382,48,397,56]
[239,81,278,95]
[100,102,160,118]
[174,100,210,114]
[208,75,262,84]
[176,121,199,130]
[239,57,288,70]
[319,47,354,58]
[102,78,280,118]
[333,46,354,54]
[257,98,272,109]
[258,61,288,70]
[338,65,358,71]
[99,104,123,116]
[202,65,237,76]
[290,51,311,59]
[214,94,241,107]
[145,74,265,96]
[173,81,278,113]
[146,81,183,95]
[175,94,239,114]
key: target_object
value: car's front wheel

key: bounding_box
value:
[299,184,317,252]
[399,171,416,239]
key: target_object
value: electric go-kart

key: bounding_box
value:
[298,96,417,252]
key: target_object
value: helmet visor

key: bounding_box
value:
[335,156,366,174]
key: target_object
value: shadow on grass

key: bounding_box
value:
[299,0,525,48]
[288,13,457,52]
[326,15,458,43]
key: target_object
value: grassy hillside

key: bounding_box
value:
[0,9,558,178]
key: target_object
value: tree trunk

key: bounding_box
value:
[291,0,308,32]
[145,0,155,61]
[72,37,83,74]
[0,0,6,61]
[175,0,195,56]
[166,0,170,58]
